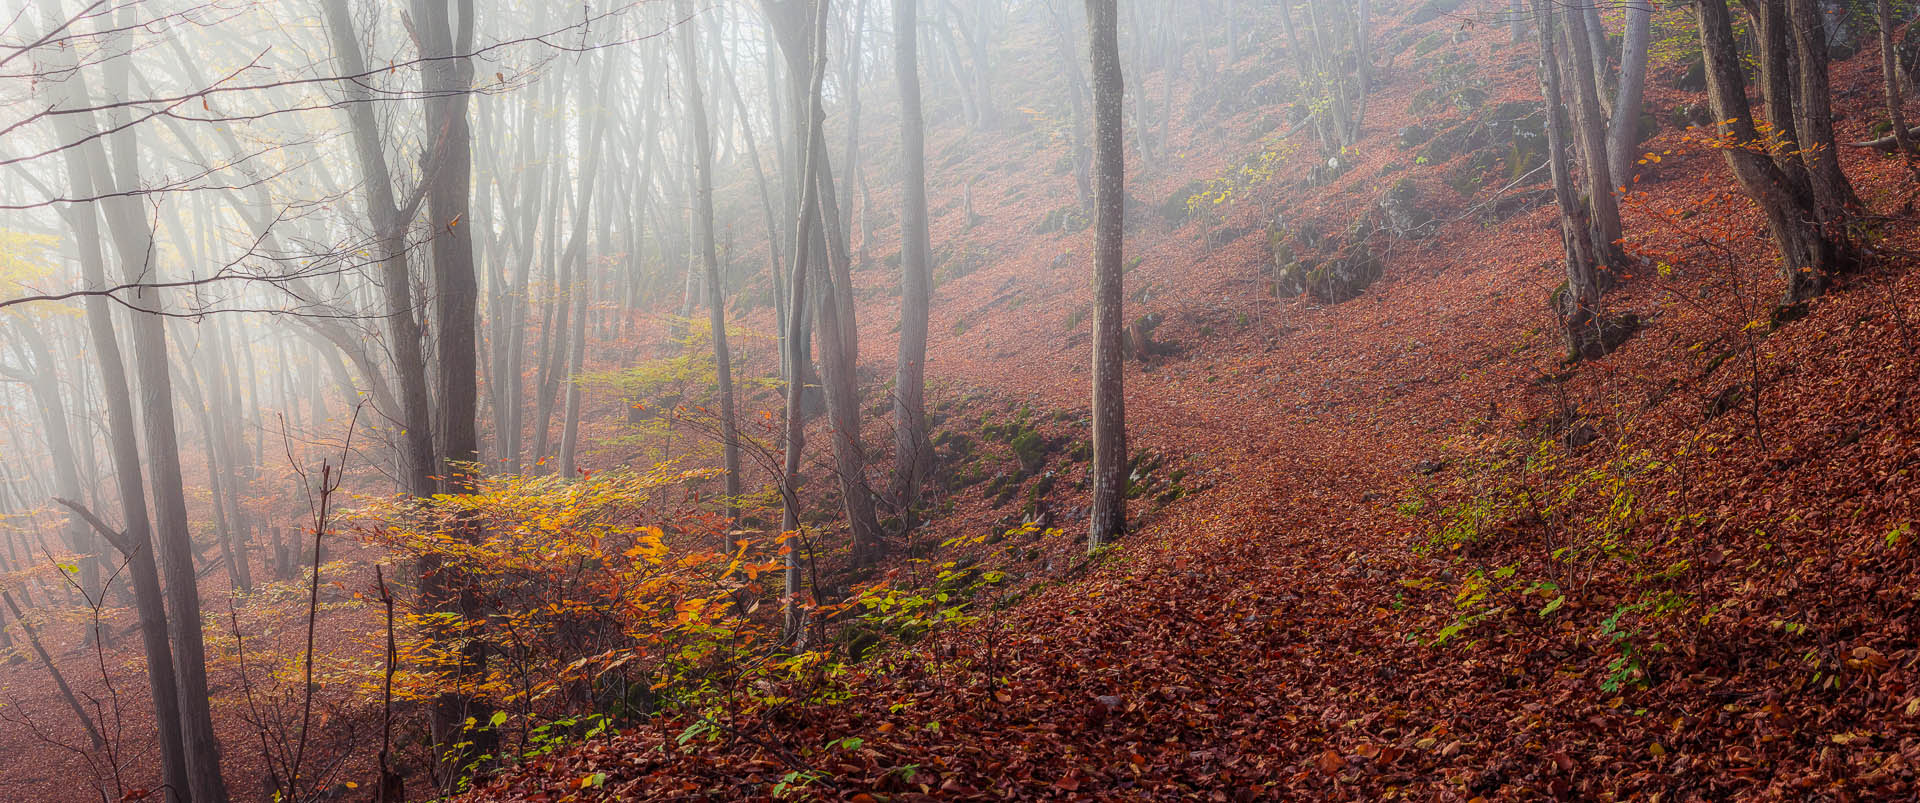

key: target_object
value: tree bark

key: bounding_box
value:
[1086,0,1127,550]
[1607,1,1654,186]
[81,3,229,793]
[1535,0,1605,359]
[1786,0,1863,218]
[1878,0,1915,157]
[410,0,491,778]
[320,0,437,498]
[557,52,620,480]
[1697,0,1853,303]
[1563,1,1627,269]
[679,0,743,525]
[893,0,934,521]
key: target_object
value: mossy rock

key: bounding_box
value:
[1672,54,1706,92]
[1379,178,1434,238]
[1010,430,1048,475]
[1033,206,1090,235]
[1274,243,1384,303]
[1161,180,1208,225]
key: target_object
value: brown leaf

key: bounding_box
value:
[1317,749,1346,776]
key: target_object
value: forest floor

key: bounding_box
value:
[468,3,1920,802]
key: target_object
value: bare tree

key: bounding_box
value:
[679,0,743,524]
[1085,0,1126,550]
[892,0,934,521]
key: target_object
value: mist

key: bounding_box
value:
[2,0,1907,799]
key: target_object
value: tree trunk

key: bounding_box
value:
[679,0,743,525]
[893,0,934,521]
[320,0,437,498]
[411,0,491,778]
[81,4,228,791]
[1878,0,1917,159]
[557,52,620,480]
[1086,0,1128,550]
[9,324,100,601]
[809,126,888,563]
[1,589,103,749]
[768,0,830,641]
[1697,0,1853,303]
[1563,1,1627,269]
[1535,0,1606,359]
[1608,1,1654,186]
[1787,0,1863,217]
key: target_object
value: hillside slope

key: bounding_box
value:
[468,2,1920,800]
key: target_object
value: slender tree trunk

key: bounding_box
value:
[9,324,99,601]
[1,590,102,749]
[809,125,888,562]
[557,52,621,479]
[320,0,437,498]
[1563,2,1627,268]
[77,5,229,792]
[1086,0,1127,550]
[893,0,934,522]
[1878,0,1916,157]
[679,0,743,525]
[1536,0,1606,358]
[770,0,830,641]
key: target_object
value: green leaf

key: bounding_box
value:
[1540,596,1566,618]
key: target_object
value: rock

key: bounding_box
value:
[1398,123,1435,150]
[1563,423,1599,450]
[1672,54,1706,92]
[1902,22,1920,94]
[1819,1,1858,60]
[1379,178,1434,239]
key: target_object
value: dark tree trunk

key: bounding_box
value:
[86,6,229,790]
[411,0,491,779]
[1697,0,1854,303]
[320,0,437,498]
[1787,0,1863,217]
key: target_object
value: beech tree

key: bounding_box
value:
[1697,0,1855,303]
[893,0,934,519]
[679,0,743,523]
[1085,0,1126,550]
[1532,0,1608,360]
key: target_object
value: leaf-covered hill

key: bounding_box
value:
[459,1,1920,799]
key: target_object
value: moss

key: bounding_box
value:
[1011,430,1047,475]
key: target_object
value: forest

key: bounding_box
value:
[4,0,1920,799]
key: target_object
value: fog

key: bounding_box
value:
[1,0,1442,799]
